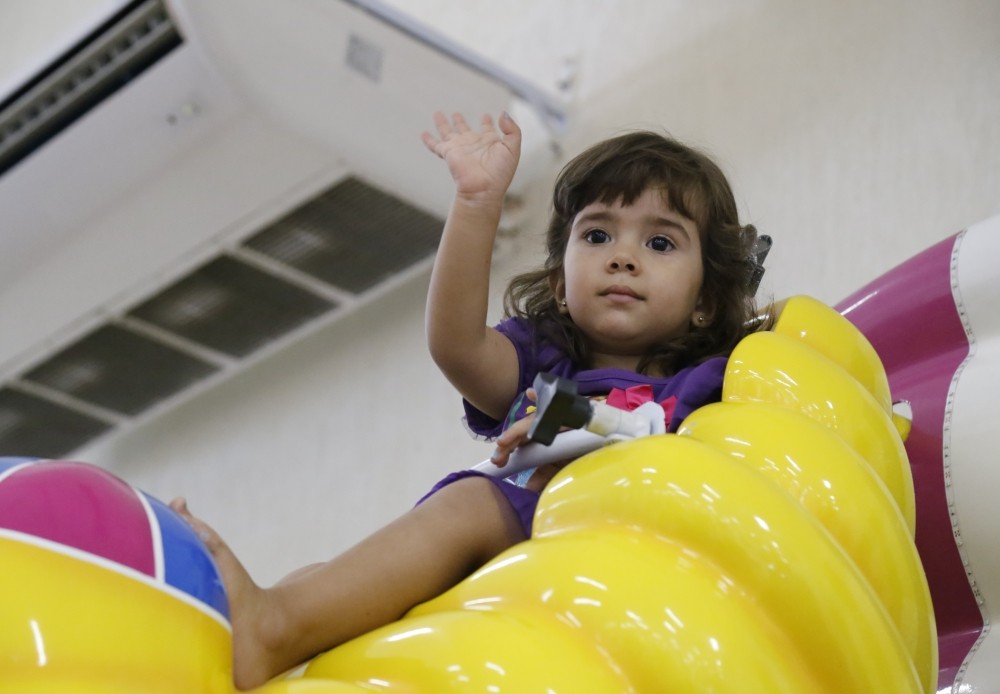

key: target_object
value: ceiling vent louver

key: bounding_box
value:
[127,255,337,359]
[22,324,219,417]
[0,387,113,459]
[242,176,446,294]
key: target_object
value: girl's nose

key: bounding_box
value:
[607,253,637,273]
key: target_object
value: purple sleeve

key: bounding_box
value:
[462,317,541,439]
[664,356,728,432]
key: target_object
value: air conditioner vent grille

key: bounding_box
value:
[21,325,218,417]
[0,388,113,459]
[243,176,443,293]
[128,255,337,358]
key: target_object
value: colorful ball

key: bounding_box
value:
[0,457,228,621]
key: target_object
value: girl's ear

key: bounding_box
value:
[549,272,568,313]
[692,295,715,327]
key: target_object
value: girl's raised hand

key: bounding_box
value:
[421,111,521,203]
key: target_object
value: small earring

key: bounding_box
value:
[696,315,705,324]
[560,299,567,306]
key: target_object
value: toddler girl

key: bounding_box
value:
[173,111,769,690]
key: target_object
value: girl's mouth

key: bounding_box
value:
[601,286,641,302]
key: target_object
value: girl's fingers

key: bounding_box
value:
[490,435,519,466]
[498,111,522,146]
[490,447,506,467]
[451,112,470,133]
[427,111,510,145]
[432,111,451,135]
[420,130,442,155]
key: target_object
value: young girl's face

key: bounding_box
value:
[557,187,707,371]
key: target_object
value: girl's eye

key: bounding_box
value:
[583,228,611,244]
[648,235,675,252]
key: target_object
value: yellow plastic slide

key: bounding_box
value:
[0,296,936,693]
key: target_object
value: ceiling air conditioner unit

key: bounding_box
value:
[0,0,564,457]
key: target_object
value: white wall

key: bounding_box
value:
[77,0,999,586]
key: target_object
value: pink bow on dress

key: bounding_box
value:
[605,384,678,430]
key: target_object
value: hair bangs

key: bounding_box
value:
[559,144,711,235]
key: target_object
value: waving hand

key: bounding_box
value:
[421,112,521,203]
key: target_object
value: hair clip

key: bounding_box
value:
[746,234,772,297]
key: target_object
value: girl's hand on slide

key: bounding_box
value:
[491,384,576,490]
[490,387,537,468]
[490,411,534,468]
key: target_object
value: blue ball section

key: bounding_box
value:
[144,492,231,622]
[0,457,40,474]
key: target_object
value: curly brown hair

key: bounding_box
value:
[503,130,769,375]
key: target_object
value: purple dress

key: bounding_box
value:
[418,317,728,536]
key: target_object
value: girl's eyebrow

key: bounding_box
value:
[573,209,692,239]
[573,210,615,227]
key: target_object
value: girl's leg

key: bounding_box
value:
[171,476,527,691]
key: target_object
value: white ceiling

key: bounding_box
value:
[0,0,563,453]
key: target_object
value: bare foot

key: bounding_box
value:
[169,498,291,690]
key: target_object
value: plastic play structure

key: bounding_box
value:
[2,215,997,692]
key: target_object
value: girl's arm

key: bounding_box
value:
[422,112,522,421]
